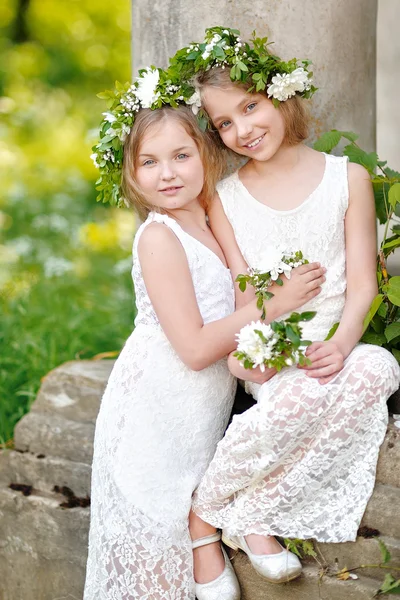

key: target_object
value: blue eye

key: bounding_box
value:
[143,159,155,166]
[246,102,257,112]
[219,120,231,129]
[176,153,188,160]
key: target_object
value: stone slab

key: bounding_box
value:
[0,488,88,600]
[362,483,400,539]
[232,553,397,600]
[14,412,95,464]
[0,450,91,497]
[31,359,114,423]
[376,420,400,488]
[313,535,400,580]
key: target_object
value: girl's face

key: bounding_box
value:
[202,85,286,161]
[135,119,204,211]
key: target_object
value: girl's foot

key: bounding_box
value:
[245,533,284,555]
[189,510,225,583]
[222,532,302,584]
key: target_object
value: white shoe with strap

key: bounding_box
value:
[222,533,302,584]
[193,532,241,600]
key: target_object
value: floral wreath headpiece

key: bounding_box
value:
[169,26,316,104]
[92,26,316,207]
[91,66,199,207]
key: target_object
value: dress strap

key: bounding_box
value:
[323,154,349,211]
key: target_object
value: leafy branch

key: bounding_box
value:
[313,130,400,363]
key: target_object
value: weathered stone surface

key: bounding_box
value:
[0,487,88,600]
[14,412,95,464]
[31,359,114,423]
[313,535,400,580]
[376,420,400,488]
[362,483,400,538]
[232,553,394,600]
[0,450,91,497]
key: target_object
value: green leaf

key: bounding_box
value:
[387,277,400,307]
[299,311,317,321]
[237,60,249,72]
[339,131,359,143]
[377,302,388,318]
[378,539,391,564]
[389,183,400,210]
[385,322,400,343]
[361,331,386,346]
[373,181,390,224]
[285,325,300,346]
[392,348,400,364]
[363,294,384,332]
[378,573,400,594]
[325,322,340,341]
[313,130,342,153]
[343,144,378,173]
[383,238,400,252]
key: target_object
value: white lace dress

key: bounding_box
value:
[84,212,236,600]
[192,154,400,543]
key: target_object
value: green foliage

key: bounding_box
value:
[0,0,133,444]
[377,574,400,595]
[313,130,400,363]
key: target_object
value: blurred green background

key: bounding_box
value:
[0,0,136,445]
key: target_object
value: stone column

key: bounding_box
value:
[132,0,378,148]
[377,0,400,169]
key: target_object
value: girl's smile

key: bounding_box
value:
[202,86,286,161]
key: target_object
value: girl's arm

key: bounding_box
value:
[138,223,324,371]
[208,193,255,308]
[303,163,377,383]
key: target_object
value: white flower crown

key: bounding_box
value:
[92,26,316,207]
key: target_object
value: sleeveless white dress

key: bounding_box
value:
[192,154,400,543]
[84,212,236,599]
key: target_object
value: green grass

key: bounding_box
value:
[0,253,136,445]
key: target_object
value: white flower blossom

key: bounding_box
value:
[43,257,74,278]
[102,112,117,123]
[236,321,278,371]
[202,50,210,60]
[135,68,160,108]
[90,153,99,168]
[186,91,202,115]
[113,256,133,274]
[267,67,311,102]
[254,248,292,280]
[6,236,34,257]
[118,124,131,142]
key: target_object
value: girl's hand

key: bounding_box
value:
[227,352,277,384]
[269,263,326,314]
[299,340,345,385]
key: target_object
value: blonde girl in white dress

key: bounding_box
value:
[167,28,400,585]
[84,67,326,600]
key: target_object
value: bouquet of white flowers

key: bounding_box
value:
[236,249,308,318]
[234,312,316,372]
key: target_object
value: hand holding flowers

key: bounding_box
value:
[234,312,316,373]
[236,249,310,318]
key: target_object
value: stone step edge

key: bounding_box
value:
[232,553,399,597]
[0,449,91,498]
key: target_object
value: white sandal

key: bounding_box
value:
[222,533,302,584]
[193,532,241,600]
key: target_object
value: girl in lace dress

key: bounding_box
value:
[167,30,400,584]
[83,93,326,598]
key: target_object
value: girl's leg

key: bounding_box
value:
[189,509,225,583]
[193,345,399,542]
